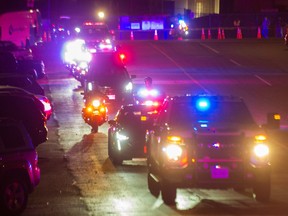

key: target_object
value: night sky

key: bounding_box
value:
[0,0,161,20]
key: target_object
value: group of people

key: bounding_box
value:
[234,16,288,39]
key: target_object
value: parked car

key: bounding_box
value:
[0,73,52,119]
[0,40,33,60]
[0,118,40,215]
[0,86,48,146]
[0,51,46,79]
[146,94,271,204]
[108,104,159,165]
[0,73,45,95]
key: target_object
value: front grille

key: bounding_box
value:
[195,134,245,159]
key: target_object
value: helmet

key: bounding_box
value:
[144,76,152,88]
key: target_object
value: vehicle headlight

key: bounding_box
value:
[125,82,133,92]
[78,61,89,70]
[138,88,159,97]
[163,144,183,161]
[92,99,101,108]
[116,132,129,141]
[253,144,269,158]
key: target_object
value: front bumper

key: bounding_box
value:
[158,162,270,189]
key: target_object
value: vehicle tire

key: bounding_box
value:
[147,172,160,197]
[108,133,123,165]
[253,174,271,203]
[108,129,112,157]
[111,154,123,166]
[161,180,176,205]
[0,175,28,215]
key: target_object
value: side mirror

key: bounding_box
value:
[108,119,116,125]
[263,112,280,129]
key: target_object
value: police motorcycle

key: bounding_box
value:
[62,39,92,85]
[169,19,190,39]
[134,77,166,110]
[81,81,108,133]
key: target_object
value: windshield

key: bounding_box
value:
[169,99,256,127]
[78,27,110,40]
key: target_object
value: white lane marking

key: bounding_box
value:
[200,43,220,54]
[150,43,210,94]
[254,75,272,86]
[198,43,273,87]
[229,59,242,66]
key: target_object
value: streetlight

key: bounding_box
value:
[98,11,105,20]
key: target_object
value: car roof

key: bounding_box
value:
[0,85,33,95]
[120,104,159,116]
[169,94,244,102]
[0,75,45,96]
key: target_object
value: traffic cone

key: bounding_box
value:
[42,31,47,42]
[257,26,262,39]
[154,29,158,40]
[207,29,212,39]
[222,29,225,39]
[201,28,205,40]
[217,28,222,40]
[237,27,242,39]
[130,31,134,40]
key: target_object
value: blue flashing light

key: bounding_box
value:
[196,98,210,111]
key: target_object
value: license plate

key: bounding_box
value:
[107,95,115,100]
[211,166,229,179]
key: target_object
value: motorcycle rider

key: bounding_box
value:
[144,76,153,89]
[135,77,166,108]
[83,81,108,103]
[82,81,108,132]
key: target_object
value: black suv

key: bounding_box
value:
[84,52,135,104]
[108,104,159,165]
[146,95,271,205]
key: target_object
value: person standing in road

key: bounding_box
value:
[262,17,270,39]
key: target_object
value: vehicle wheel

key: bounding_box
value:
[253,175,271,203]
[0,175,28,215]
[147,172,160,197]
[110,154,123,166]
[108,130,112,157]
[161,180,176,205]
[108,136,123,165]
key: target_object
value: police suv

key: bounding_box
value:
[146,94,271,205]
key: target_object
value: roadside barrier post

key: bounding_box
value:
[217,28,222,40]
[201,28,205,40]
[154,29,158,40]
[222,29,225,39]
[257,26,262,39]
[208,29,212,39]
